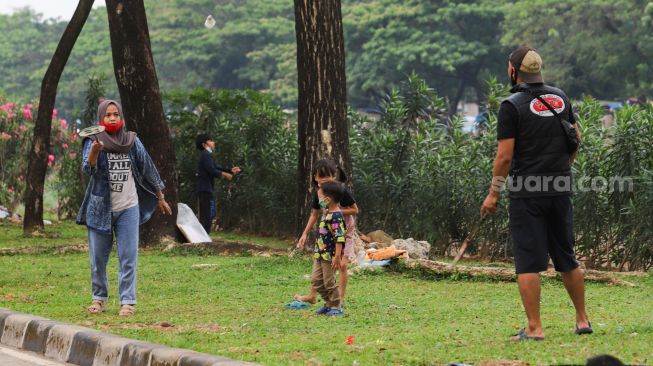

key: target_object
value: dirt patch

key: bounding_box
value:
[0,244,88,256]
[163,239,290,257]
[0,293,34,302]
[99,321,243,333]
[2,239,289,258]
[477,361,530,366]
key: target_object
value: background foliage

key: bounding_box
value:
[166,88,298,235]
[2,1,652,269]
[0,98,71,213]
[1,0,651,120]
[158,76,652,270]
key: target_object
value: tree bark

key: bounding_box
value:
[23,0,95,234]
[448,76,466,117]
[106,0,178,245]
[294,0,351,235]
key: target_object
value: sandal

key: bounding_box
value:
[86,300,105,314]
[315,305,330,315]
[575,322,593,335]
[119,304,135,317]
[285,300,310,310]
[511,328,544,342]
[326,308,344,316]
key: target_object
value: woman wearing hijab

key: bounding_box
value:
[76,99,172,317]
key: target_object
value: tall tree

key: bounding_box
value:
[23,0,95,234]
[294,0,351,234]
[343,0,507,113]
[106,0,178,245]
[502,0,653,99]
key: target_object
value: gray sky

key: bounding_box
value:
[0,0,105,20]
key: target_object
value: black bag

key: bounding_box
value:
[530,92,579,154]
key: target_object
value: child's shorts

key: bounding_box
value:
[343,215,356,260]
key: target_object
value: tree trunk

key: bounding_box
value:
[294,0,351,235]
[23,0,95,235]
[106,0,178,245]
[448,76,466,117]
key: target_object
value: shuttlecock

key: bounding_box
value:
[204,15,216,29]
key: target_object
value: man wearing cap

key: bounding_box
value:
[480,46,591,341]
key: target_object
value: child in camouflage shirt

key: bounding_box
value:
[311,180,346,316]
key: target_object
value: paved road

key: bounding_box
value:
[0,345,67,366]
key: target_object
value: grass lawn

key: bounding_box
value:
[1,222,652,365]
[0,221,88,249]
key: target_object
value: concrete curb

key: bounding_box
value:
[0,308,257,366]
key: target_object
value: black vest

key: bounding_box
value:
[505,83,572,197]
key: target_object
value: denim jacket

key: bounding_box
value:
[76,137,165,234]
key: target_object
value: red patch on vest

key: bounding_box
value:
[529,94,565,116]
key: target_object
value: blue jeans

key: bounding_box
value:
[88,205,139,305]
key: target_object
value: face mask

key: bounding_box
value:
[99,119,124,134]
[205,147,213,153]
[319,199,328,209]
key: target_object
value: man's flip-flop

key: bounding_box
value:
[511,328,544,342]
[575,322,593,335]
[284,300,309,310]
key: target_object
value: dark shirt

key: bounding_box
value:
[497,92,576,141]
[196,150,231,193]
[313,210,346,261]
[311,187,356,210]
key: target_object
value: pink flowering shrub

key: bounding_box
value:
[0,97,76,211]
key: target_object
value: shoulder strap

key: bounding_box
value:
[524,89,564,123]
[531,93,562,123]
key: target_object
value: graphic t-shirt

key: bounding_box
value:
[107,152,138,212]
[313,211,346,261]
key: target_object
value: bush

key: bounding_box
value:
[352,78,653,270]
[573,100,653,270]
[350,75,510,259]
[0,98,71,213]
[159,77,653,270]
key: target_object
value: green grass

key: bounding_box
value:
[0,221,87,249]
[0,223,652,365]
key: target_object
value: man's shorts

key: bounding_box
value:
[509,195,579,274]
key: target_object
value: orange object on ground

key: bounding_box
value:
[367,246,407,261]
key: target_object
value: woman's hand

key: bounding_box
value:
[90,139,104,153]
[88,140,104,167]
[158,199,172,215]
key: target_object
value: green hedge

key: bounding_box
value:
[53,77,652,270]
[166,88,297,235]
